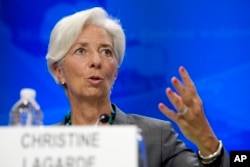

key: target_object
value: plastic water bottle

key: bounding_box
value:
[9,88,43,126]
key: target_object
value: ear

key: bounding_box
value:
[113,67,118,80]
[52,62,65,84]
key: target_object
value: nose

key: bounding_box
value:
[90,51,101,68]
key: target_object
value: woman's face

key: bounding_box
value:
[54,24,118,100]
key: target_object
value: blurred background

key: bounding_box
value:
[0,0,249,152]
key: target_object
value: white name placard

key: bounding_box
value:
[0,126,138,167]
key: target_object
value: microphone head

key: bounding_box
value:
[99,113,110,123]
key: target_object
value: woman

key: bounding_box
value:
[46,7,229,167]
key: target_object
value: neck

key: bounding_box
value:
[70,98,113,125]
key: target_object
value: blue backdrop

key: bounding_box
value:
[0,0,250,152]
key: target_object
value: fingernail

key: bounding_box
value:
[180,66,185,73]
[159,103,164,109]
[167,88,172,94]
[172,77,178,84]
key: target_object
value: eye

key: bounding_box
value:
[74,48,86,55]
[100,48,112,56]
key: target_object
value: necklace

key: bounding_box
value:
[64,106,116,126]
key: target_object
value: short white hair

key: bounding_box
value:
[46,7,126,82]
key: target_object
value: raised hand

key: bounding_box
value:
[158,66,219,155]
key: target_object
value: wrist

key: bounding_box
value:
[197,136,219,156]
[198,140,223,165]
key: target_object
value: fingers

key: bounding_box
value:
[159,66,211,145]
[158,103,178,122]
[159,66,199,118]
[171,77,192,105]
[171,66,198,106]
[179,66,197,96]
[159,87,190,122]
[165,87,186,114]
[179,66,194,88]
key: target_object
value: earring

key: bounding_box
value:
[61,81,65,85]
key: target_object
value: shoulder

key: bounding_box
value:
[113,104,173,133]
[127,113,172,130]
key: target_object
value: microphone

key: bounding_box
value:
[95,113,110,126]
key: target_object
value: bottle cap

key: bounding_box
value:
[20,88,36,100]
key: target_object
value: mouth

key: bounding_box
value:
[87,76,104,84]
[89,76,103,80]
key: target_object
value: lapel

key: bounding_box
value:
[112,104,129,125]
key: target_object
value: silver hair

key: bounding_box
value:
[46,7,126,82]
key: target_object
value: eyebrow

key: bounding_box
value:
[99,43,113,48]
[73,42,88,48]
[73,42,113,48]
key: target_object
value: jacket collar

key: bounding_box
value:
[112,104,128,125]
